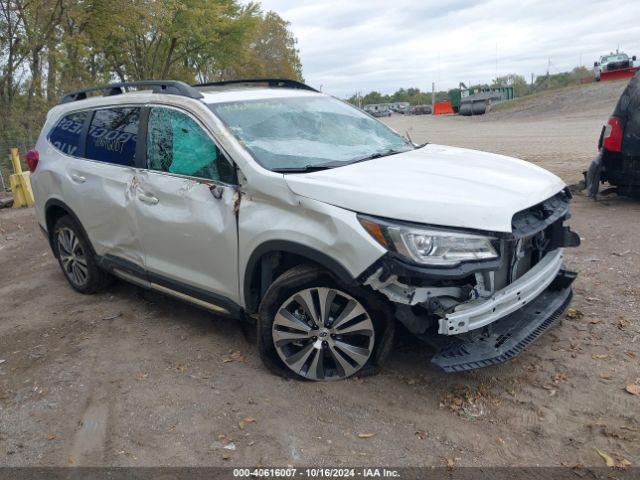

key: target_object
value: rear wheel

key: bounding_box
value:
[257,265,393,381]
[53,216,113,294]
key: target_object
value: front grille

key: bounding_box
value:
[498,192,570,287]
[511,191,570,239]
[475,191,572,293]
[605,61,630,70]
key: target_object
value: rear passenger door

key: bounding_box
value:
[135,105,240,308]
[66,106,144,268]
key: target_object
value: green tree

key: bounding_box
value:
[492,73,529,97]
[0,0,305,154]
[86,0,259,82]
[361,91,385,104]
[347,87,432,107]
[227,10,303,81]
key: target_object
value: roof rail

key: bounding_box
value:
[193,78,319,93]
[60,80,204,104]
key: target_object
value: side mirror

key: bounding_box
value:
[594,62,599,67]
[633,56,637,61]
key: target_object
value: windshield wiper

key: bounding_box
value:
[346,148,407,166]
[271,148,413,173]
[271,164,336,173]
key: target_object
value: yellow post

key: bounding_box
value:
[9,148,35,208]
[10,147,23,174]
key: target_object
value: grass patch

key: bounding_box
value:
[490,81,600,113]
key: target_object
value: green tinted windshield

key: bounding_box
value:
[208,96,412,171]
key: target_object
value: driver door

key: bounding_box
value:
[134,105,240,310]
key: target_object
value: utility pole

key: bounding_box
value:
[495,43,498,80]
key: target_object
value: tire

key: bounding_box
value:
[52,215,113,294]
[257,264,394,381]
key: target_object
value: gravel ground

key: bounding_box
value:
[0,80,639,468]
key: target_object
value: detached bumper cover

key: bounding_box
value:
[430,271,575,372]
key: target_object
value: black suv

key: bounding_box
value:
[587,71,640,197]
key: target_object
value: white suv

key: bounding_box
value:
[29,79,580,381]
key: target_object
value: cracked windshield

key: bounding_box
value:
[209,95,413,171]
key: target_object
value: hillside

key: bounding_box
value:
[486,79,629,121]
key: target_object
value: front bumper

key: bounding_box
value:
[429,270,575,372]
[439,248,564,335]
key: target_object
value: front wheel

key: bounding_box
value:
[257,265,393,381]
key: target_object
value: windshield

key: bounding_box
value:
[208,95,413,171]
[601,54,628,63]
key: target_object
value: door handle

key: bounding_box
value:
[138,192,159,205]
[71,174,86,184]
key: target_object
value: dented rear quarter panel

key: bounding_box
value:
[33,108,71,230]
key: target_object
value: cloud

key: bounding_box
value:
[256,0,640,97]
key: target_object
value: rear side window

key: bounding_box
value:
[146,107,234,183]
[86,107,140,166]
[48,111,87,156]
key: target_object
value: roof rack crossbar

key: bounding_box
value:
[193,78,318,93]
[60,80,204,104]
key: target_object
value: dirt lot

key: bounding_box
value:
[1,80,639,468]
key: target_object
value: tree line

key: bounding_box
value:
[347,66,593,107]
[0,0,303,149]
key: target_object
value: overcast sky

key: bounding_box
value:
[256,0,640,97]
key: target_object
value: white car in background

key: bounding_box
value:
[29,79,580,381]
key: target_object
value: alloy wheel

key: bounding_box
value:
[57,227,89,287]
[272,287,375,381]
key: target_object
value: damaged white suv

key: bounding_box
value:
[30,79,580,381]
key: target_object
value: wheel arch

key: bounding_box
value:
[243,240,356,314]
[44,199,95,257]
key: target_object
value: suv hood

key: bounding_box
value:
[284,144,566,233]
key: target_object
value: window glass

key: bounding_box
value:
[147,107,226,181]
[85,107,140,166]
[48,111,87,156]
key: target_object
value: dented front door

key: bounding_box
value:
[134,106,240,304]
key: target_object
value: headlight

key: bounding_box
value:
[358,215,498,267]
